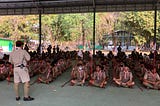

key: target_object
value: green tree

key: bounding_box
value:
[122,11,160,48]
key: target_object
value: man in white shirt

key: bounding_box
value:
[9,41,34,101]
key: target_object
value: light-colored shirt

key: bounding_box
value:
[9,47,30,67]
[93,70,106,81]
[120,71,133,82]
[144,71,160,82]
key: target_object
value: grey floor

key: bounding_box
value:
[0,69,160,106]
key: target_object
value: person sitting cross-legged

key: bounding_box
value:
[143,67,160,90]
[70,61,86,86]
[89,65,107,88]
[38,61,53,84]
[113,66,135,88]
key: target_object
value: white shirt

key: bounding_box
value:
[9,47,30,67]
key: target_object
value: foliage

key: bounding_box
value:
[0,11,159,49]
[122,11,160,47]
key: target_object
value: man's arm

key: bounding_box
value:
[82,71,86,83]
[156,73,160,81]
[102,71,106,81]
[129,72,133,82]
[9,54,13,64]
[24,50,30,61]
[118,71,122,80]
[71,68,76,79]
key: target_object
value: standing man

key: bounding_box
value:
[9,41,34,101]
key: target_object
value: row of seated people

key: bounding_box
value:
[37,58,72,84]
[136,64,160,89]
[70,59,135,88]
[1,49,160,89]
[127,58,160,90]
[1,48,78,83]
[70,60,108,88]
[70,58,160,90]
[0,57,72,84]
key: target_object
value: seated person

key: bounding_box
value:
[89,65,107,88]
[113,62,124,79]
[0,62,6,81]
[38,61,53,84]
[84,61,91,79]
[113,66,135,88]
[70,61,86,86]
[102,64,109,80]
[135,63,147,80]
[143,67,160,90]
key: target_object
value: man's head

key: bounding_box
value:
[16,40,24,47]
[151,67,156,73]
[96,65,103,72]
[77,61,83,66]
[124,67,129,72]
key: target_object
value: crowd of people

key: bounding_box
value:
[70,47,160,89]
[0,43,160,100]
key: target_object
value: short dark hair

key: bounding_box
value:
[16,40,24,47]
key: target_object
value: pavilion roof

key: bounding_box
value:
[0,0,159,15]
